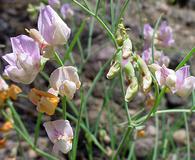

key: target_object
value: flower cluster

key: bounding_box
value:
[143,21,174,49]
[1,4,80,154]
[141,21,174,68]
[107,21,152,102]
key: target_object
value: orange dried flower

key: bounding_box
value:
[0,138,6,149]
[8,84,22,100]
[137,130,145,138]
[0,121,13,132]
[28,88,59,116]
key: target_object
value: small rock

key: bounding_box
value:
[147,125,156,136]
[173,129,187,145]
[135,138,155,157]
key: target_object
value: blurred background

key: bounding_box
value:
[1,0,195,159]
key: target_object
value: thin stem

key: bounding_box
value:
[56,108,107,154]
[112,127,132,160]
[53,51,64,66]
[184,113,191,160]
[7,99,30,137]
[119,68,131,124]
[62,96,67,119]
[3,108,57,160]
[116,0,131,30]
[71,87,85,160]
[72,0,118,48]
[153,114,159,160]
[86,0,100,61]
[151,15,162,63]
[34,112,43,146]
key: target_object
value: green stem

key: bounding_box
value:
[71,88,85,160]
[72,0,118,48]
[3,107,57,160]
[119,68,131,124]
[112,127,132,160]
[151,15,162,63]
[184,113,191,160]
[7,99,30,137]
[53,51,64,66]
[34,112,43,146]
[153,114,159,160]
[62,96,67,119]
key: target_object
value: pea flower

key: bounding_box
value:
[28,88,59,115]
[60,3,74,19]
[2,35,41,84]
[142,48,170,67]
[175,66,195,97]
[43,120,73,154]
[143,24,154,49]
[49,66,81,99]
[38,5,71,46]
[155,65,176,90]
[48,0,60,8]
[157,21,174,47]
[155,64,195,97]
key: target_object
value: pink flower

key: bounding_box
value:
[155,64,195,97]
[49,66,81,99]
[175,66,195,97]
[38,5,71,46]
[157,21,174,47]
[43,120,73,154]
[155,64,176,88]
[48,0,60,8]
[2,35,40,84]
[60,3,74,19]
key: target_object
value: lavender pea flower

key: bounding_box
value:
[60,3,74,19]
[38,5,71,46]
[143,24,154,49]
[154,64,195,97]
[43,120,73,154]
[48,0,60,8]
[142,48,170,67]
[175,66,195,97]
[2,35,40,84]
[157,21,174,47]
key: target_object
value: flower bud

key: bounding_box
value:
[115,20,127,46]
[38,5,71,46]
[106,50,122,79]
[122,38,133,59]
[124,61,138,102]
[137,55,152,93]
